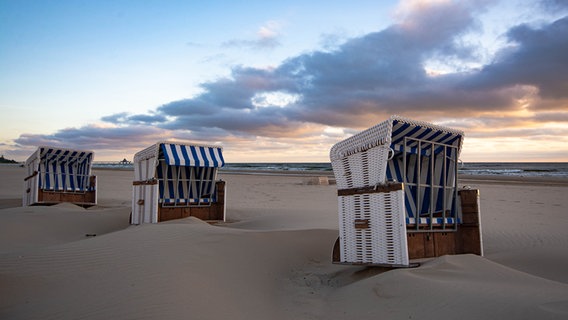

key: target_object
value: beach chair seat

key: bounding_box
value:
[405,217,460,227]
[161,197,215,206]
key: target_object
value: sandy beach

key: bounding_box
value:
[1,164,568,319]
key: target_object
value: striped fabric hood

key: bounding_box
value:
[159,143,225,167]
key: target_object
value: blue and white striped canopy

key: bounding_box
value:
[384,118,463,219]
[157,164,218,204]
[330,115,464,222]
[36,147,94,191]
[389,119,463,155]
[40,147,93,165]
[160,143,225,167]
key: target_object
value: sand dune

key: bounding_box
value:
[322,254,568,319]
[1,165,567,319]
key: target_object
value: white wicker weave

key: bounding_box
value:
[338,189,408,266]
[331,145,391,190]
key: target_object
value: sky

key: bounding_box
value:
[1,0,567,163]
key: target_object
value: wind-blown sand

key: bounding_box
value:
[1,164,567,319]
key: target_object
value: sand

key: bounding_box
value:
[1,164,568,319]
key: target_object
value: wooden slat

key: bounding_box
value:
[24,171,38,182]
[133,179,158,186]
[354,219,370,229]
[337,182,403,196]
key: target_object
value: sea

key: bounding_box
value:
[91,162,568,179]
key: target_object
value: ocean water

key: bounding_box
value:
[223,162,568,178]
[92,162,568,179]
[458,162,568,178]
[222,162,332,173]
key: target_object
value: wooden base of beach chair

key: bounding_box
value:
[157,181,226,223]
[33,176,97,207]
[35,189,97,207]
[332,188,483,264]
[158,204,224,222]
[406,225,482,259]
[406,189,482,259]
[407,232,453,258]
[331,237,420,268]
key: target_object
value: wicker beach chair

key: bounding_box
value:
[330,115,476,267]
[23,146,97,206]
[131,142,226,224]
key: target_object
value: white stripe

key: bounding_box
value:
[161,144,224,167]
[161,161,170,200]
[180,166,189,201]
[419,128,437,142]
[190,167,198,199]
[163,144,174,165]
[195,146,205,166]
[212,148,223,166]
[64,164,71,190]
[392,124,415,143]
[203,148,214,166]
[205,167,215,197]
[174,144,185,166]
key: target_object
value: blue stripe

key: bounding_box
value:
[217,148,225,167]
[402,126,424,142]
[170,144,181,166]
[391,121,409,137]
[415,127,433,140]
[180,146,191,166]
[177,166,185,199]
[208,148,219,167]
[445,135,461,147]
[58,150,70,163]
[436,132,454,146]
[44,164,50,190]
[199,147,210,167]
[157,163,165,200]
[426,130,443,143]
[60,163,66,190]
[160,143,224,167]
[405,186,416,218]
[167,165,175,199]
[49,149,61,162]
[52,162,58,190]
[190,146,200,167]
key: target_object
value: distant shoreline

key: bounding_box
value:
[0,161,519,187]
[89,166,568,186]
[459,174,568,186]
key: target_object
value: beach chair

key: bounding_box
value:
[330,115,482,267]
[131,142,226,224]
[23,146,97,206]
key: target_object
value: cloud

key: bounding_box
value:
[102,112,168,125]
[143,0,503,133]
[6,0,568,161]
[539,0,568,12]
[462,16,568,100]
[222,20,283,50]
[14,124,170,151]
